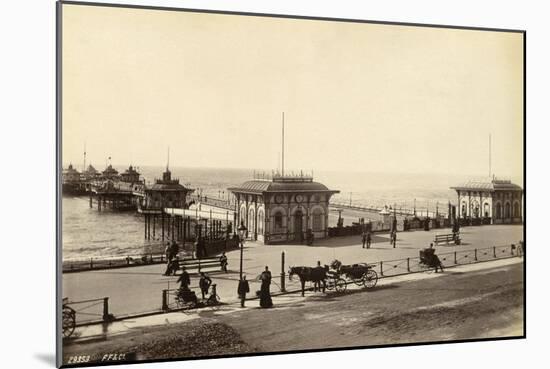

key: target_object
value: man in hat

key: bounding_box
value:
[237,275,250,307]
[177,266,191,291]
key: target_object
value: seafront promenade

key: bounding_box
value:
[62,224,523,325]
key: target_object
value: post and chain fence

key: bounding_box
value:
[63,297,113,326]
[377,244,520,278]
[65,243,522,330]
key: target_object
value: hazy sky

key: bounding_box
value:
[62,4,523,181]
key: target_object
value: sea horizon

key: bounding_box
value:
[61,166,525,260]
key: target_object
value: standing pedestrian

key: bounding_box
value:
[313,261,326,293]
[519,240,524,257]
[170,241,179,259]
[170,255,180,275]
[392,231,397,248]
[361,231,367,248]
[195,236,204,258]
[165,242,172,262]
[366,231,372,249]
[237,275,250,307]
[259,266,273,308]
[219,251,228,272]
[177,267,190,290]
[199,272,212,300]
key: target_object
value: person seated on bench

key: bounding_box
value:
[164,255,180,276]
[428,243,444,273]
[177,287,198,305]
[421,243,444,273]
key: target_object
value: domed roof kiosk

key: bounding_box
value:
[229,173,339,244]
[450,177,523,225]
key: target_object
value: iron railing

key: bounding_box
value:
[377,244,519,277]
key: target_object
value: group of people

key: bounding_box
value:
[237,266,273,308]
[361,231,372,248]
[177,268,213,298]
[174,263,273,309]
[361,230,398,248]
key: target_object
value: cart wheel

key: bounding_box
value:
[363,270,378,289]
[62,308,75,338]
[335,278,347,293]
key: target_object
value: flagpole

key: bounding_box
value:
[282,112,285,177]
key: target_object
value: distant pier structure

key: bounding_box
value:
[229,172,339,244]
[88,165,145,211]
[139,166,198,242]
[451,177,523,225]
[142,167,193,209]
[61,164,87,194]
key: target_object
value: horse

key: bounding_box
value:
[289,265,328,297]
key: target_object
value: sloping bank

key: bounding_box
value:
[62,318,257,366]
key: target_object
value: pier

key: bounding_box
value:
[88,180,144,211]
[140,206,235,243]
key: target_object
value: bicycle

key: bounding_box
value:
[62,299,76,339]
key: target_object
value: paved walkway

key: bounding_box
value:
[67,256,523,342]
[62,224,523,324]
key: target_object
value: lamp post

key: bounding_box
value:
[238,222,247,280]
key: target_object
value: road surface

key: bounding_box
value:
[218,261,523,351]
[62,260,523,364]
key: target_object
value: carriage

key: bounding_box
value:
[289,260,378,296]
[326,260,378,292]
[174,286,220,311]
[419,248,443,272]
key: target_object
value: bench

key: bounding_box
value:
[177,256,224,274]
[434,233,461,246]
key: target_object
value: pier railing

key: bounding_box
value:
[330,201,447,219]
[62,252,173,273]
[63,238,240,273]
[194,194,234,211]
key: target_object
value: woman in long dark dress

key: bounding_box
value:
[259,266,273,308]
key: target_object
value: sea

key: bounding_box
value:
[61,166,479,260]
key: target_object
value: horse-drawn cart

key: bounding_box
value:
[289,260,378,296]
[329,260,378,291]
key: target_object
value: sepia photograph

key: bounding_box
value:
[57,1,524,367]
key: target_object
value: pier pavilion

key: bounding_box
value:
[62,163,87,194]
[62,163,80,182]
[229,173,339,244]
[451,177,523,225]
[101,164,120,180]
[83,164,100,181]
[142,167,193,209]
[120,165,140,183]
